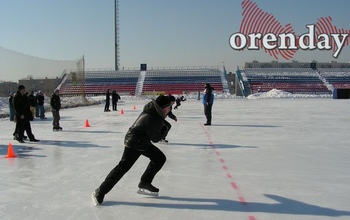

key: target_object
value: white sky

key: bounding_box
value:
[1,0,350,82]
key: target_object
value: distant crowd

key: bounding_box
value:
[8,85,62,143]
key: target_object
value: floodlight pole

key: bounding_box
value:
[114,0,119,70]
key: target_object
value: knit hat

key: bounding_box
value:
[156,95,171,108]
[18,85,25,91]
[168,95,176,102]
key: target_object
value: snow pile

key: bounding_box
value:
[247,89,331,99]
[0,95,103,117]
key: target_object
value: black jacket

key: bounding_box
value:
[36,94,45,106]
[50,93,61,111]
[124,100,168,151]
[13,91,33,120]
[112,92,121,102]
[28,94,36,107]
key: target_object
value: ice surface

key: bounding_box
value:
[0,92,350,220]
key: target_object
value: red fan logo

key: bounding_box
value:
[229,0,350,59]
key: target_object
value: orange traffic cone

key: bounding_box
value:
[120,109,124,115]
[5,143,17,158]
[85,119,91,127]
[133,105,136,110]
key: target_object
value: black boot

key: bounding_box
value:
[92,188,105,205]
[138,181,159,192]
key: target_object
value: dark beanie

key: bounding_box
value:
[18,85,25,91]
[156,95,171,108]
[168,95,176,102]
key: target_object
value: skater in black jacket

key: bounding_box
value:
[174,95,186,110]
[92,95,172,205]
[50,89,62,131]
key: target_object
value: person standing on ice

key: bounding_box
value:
[111,89,121,111]
[202,83,214,126]
[104,89,111,112]
[92,95,171,205]
[50,89,62,131]
[13,85,39,143]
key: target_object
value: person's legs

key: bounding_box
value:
[35,105,39,117]
[140,144,166,184]
[204,104,212,125]
[9,108,14,121]
[39,105,45,119]
[207,104,212,124]
[104,101,110,111]
[17,119,25,140]
[23,120,35,141]
[52,110,60,128]
[162,120,171,140]
[98,147,141,195]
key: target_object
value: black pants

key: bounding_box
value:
[112,101,118,110]
[104,100,110,111]
[163,120,171,139]
[204,104,213,124]
[16,118,35,140]
[52,110,60,128]
[99,145,166,195]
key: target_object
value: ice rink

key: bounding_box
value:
[1,98,350,220]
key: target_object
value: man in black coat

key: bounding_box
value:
[50,89,62,131]
[111,90,121,111]
[92,95,171,205]
[13,85,39,143]
[104,89,111,112]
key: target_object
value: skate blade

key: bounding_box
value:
[137,188,159,196]
[91,192,100,206]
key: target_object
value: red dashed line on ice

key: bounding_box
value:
[202,125,257,220]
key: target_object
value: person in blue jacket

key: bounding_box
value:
[202,83,214,126]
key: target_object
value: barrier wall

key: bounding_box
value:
[333,89,350,99]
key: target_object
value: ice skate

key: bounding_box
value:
[91,188,104,206]
[53,127,63,131]
[159,139,168,144]
[137,181,159,196]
